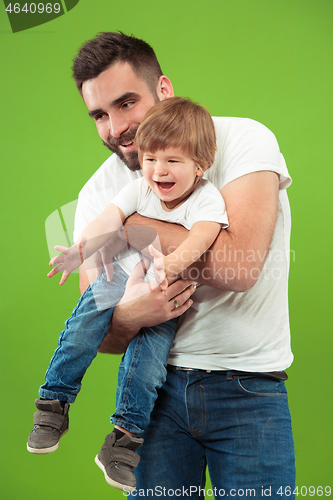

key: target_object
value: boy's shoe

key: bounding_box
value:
[95,431,144,491]
[27,398,70,454]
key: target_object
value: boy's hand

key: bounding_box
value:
[48,240,86,285]
[149,244,168,292]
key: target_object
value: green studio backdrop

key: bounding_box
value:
[0,1,332,498]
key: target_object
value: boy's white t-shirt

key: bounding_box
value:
[74,117,293,372]
[112,177,228,230]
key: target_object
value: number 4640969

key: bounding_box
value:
[6,3,61,14]
[277,486,331,497]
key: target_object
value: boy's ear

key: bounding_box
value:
[196,164,205,177]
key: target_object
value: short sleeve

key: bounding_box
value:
[189,181,229,228]
[207,118,292,191]
[111,178,145,218]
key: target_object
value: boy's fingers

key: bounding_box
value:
[47,263,64,278]
[149,244,162,259]
[161,278,168,293]
[54,245,69,254]
[59,271,70,285]
[154,259,164,271]
[49,255,63,267]
[47,268,58,278]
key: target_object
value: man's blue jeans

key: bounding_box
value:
[39,263,177,434]
[130,366,296,500]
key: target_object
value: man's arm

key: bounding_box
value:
[123,171,279,292]
[163,221,222,277]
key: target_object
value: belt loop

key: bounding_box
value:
[226,370,234,380]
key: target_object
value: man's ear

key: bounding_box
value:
[157,76,174,100]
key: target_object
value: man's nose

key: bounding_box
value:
[108,114,130,138]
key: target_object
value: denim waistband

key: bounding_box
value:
[169,365,288,381]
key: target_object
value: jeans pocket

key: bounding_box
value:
[234,376,288,398]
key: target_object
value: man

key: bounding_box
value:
[72,32,295,498]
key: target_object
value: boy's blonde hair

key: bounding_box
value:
[135,97,216,171]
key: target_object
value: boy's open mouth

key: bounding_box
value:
[155,182,175,192]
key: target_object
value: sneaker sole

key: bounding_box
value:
[94,455,136,492]
[26,429,68,454]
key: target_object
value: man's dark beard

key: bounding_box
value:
[101,92,160,172]
[103,128,141,171]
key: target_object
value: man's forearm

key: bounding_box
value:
[124,215,247,291]
[124,214,261,291]
[124,172,279,292]
[79,261,140,354]
[98,305,139,354]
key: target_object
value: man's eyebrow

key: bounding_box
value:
[111,92,140,107]
[88,108,103,118]
[88,92,140,118]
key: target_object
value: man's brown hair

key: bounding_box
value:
[135,97,216,171]
[72,32,163,96]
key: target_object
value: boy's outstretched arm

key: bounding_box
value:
[48,203,125,284]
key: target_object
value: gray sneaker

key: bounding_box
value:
[27,398,70,454]
[95,431,144,491]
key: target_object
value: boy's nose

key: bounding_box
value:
[154,162,169,176]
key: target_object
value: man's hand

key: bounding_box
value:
[98,258,196,354]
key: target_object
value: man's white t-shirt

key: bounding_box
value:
[74,117,293,372]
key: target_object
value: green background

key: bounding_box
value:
[0,0,332,498]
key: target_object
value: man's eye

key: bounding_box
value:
[94,113,106,121]
[122,101,135,109]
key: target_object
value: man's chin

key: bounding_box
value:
[122,151,141,171]
[103,141,141,171]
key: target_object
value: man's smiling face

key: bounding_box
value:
[82,62,163,171]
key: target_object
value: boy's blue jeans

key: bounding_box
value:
[39,262,177,435]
